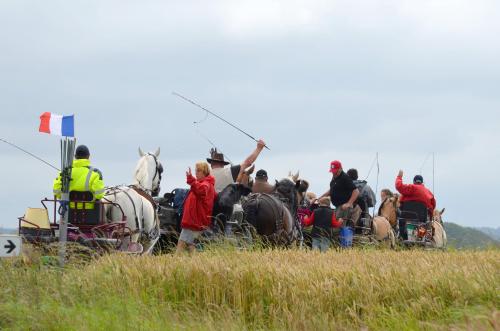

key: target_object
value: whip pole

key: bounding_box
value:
[1,137,60,171]
[172,92,270,150]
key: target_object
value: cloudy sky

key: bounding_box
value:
[1,0,499,229]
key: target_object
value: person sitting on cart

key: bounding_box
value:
[380,188,394,202]
[207,139,266,193]
[319,160,361,227]
[395,170,436,219]
[346,168,376,216]
[302,197,343,252]
[252,169,275,194]
[52,145,105,209]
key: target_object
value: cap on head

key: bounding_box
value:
[413,175,424,184]
[329,160,342,173]
[75,145,90,159]
[255,169,268,179]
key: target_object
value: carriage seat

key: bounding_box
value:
[399,201,429,224]
[19,207,54,243]
[68,191,102,226]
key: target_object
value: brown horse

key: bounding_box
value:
[243,176,300,245]
[371,196,398,245]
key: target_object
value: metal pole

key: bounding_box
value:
[58,137,75,267]
[432,152,435,194]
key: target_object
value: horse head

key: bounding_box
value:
[433,208,445,224]
[218,183,252,208]
[275,177,301,214]
[134,147,163,196]
[236,164,255,186]
[213,183,252,231]
[378,196,398,227]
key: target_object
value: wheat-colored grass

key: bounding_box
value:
[0,248,498,330]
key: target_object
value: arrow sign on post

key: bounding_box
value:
[0,235,22,258]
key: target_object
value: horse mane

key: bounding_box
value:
[134,155,153,190]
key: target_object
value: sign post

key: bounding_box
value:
[0,235,22,258]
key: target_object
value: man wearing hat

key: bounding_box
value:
[207,139,266,193]
[395,170,436,218]
[320,160,361,225]
[53,145,105,202]
[252,169,275,194]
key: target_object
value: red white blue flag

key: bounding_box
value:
[39,112,74,137]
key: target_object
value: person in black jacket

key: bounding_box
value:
[320,160,361,227]
[303,197,343,252]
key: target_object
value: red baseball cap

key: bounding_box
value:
[330,160,342,173]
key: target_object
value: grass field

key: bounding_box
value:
[0,247,498,330]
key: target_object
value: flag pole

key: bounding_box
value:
[58,137,75,267]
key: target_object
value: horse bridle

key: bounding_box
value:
[147,153,163,196]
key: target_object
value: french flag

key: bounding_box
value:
[39,112,75,137]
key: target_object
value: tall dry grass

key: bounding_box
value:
[0,248,498,330]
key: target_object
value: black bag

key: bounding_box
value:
[353,180,376,208]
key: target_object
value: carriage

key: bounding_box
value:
[397,201,442,248]
[18,148,164,256]
[17,192,145,254]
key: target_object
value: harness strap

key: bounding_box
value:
[121,188,140,231]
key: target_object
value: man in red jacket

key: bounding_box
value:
[176,162,216,254]
[395,170,436,217]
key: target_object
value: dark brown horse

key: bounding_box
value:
[243,177,301,245]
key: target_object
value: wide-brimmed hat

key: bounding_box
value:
[206,148,230,165]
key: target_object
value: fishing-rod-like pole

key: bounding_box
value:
[0,138,60,171]
[432,152,435,195]
[195,129,234,165]
[172,92,270,150]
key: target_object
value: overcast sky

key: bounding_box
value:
[1,0,499,229]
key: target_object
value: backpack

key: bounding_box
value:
[172,188,190,216]
[353,180,377,208]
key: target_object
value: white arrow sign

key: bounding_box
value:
[0,235,22,258]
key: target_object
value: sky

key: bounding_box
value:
[1,0,499,229]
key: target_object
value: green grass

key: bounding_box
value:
[0,248,498,330]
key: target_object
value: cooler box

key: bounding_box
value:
[406,223,418,241]
[340,226,353,248]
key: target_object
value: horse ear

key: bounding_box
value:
[138,147,145,157]
[154,147,160,157]
[292,171,299,183]
[440,208,445,215]
[275,179,279,187]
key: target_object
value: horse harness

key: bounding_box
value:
[244,193,288,241]
[104,185,158,234]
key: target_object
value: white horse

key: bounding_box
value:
[431,208,447,249]
[104,147,163,254]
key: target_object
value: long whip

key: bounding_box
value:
[1,137,60,171]
[172,92,270,150]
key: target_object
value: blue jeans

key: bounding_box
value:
[312,237,331,252]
